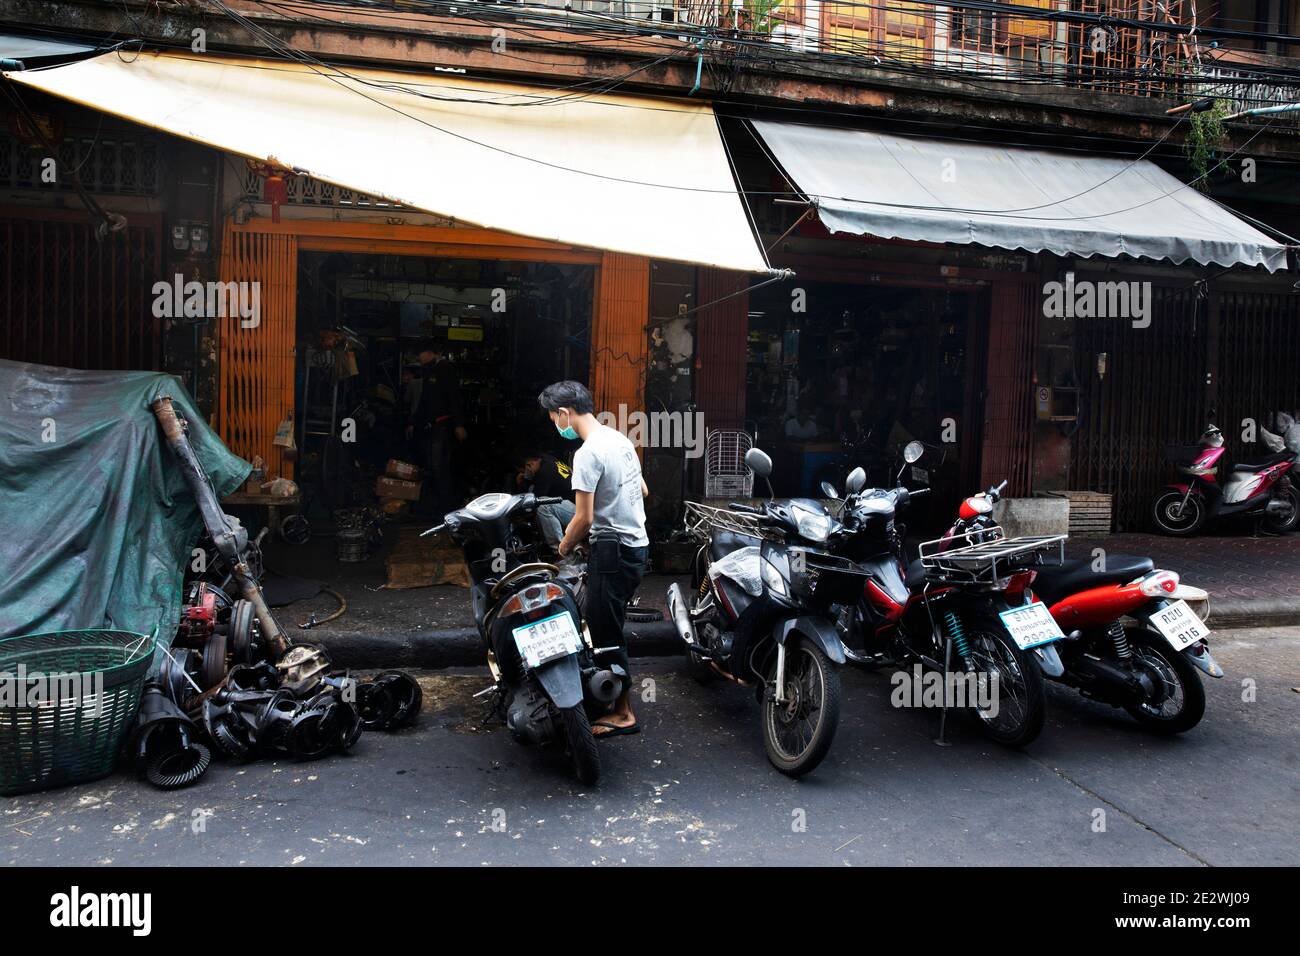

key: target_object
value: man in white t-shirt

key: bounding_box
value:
[538,380,648,739]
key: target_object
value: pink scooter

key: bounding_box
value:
[1151,425,1300,536]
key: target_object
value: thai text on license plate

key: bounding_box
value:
[512,612,582,668]
[1149,599,1209,651]
[998,602,1065,650]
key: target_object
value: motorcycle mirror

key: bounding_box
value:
[744,447,773,479]
[845,467,867,494]
[820,481,839,500]
[903,440,925,464]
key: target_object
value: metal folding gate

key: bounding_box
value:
[1068,282,1300,529]
[0,208,162,370]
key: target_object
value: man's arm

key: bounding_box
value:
[559,490,594,556]
[641,478,649,498]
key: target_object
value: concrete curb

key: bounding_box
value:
[313,620,683,669]
[308,605,1298,668]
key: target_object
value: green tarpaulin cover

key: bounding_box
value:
[0,360,251,650]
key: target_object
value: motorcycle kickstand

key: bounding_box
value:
[934,636,954,748]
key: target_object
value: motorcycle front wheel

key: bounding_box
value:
[1123,628,1206,734]
[560,705,601,786]
[761,639,841,777]
[963,623,1046,748]
[1151,491,1205,536]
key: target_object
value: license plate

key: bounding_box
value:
[911,465,929,483]
[998,602,1065,650]
[1150,599,1209,651]
[512,612,582,668]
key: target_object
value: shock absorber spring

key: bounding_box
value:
[1108,621,1132,660]
[943,610,970,658]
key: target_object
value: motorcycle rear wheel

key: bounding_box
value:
[1263,486,1300,534]
[1151,491,1205,536]
[1123,628,1206,735]
[761,640,841,777]
[962,623,1046,748]
[560,705,601,786]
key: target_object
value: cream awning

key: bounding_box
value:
[5,51,770,273]
[752,119,1289,272]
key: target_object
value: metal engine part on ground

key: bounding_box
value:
[356,671,423,731]
[280,513,311,545]
[276,644,331,697]
[336,527,370,562]
[132,683,212,790]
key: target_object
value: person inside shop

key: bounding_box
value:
[538,380,648,739]
[516,449,575,552]
[406,344,467,518]
[784,402,821,440]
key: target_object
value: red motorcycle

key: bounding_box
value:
[1152,424,1299,536]
[830,446,1063,749]
[950,480,1221,734]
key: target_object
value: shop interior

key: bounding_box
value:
[290,251,593,520]
[224,251,595,634]
[744,279,980,521]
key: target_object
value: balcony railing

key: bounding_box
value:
[262,2,1300,122]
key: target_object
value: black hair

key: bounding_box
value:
[537,380,594,415]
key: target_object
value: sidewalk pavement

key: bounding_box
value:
[264,531,1300,668]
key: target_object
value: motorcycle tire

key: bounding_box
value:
[1151,491,1205,536]
[1123,628,1206,735]
[761,639,841,778]
[560,705,601,786]
[962,620,1046,748]
[1263,486,1300,534]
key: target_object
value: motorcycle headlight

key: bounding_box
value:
[761,558,788,597]
[792,506,833,543]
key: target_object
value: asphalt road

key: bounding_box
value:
[4,628,1297,866]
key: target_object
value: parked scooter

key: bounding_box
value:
[830,443,1064,748]
[1151,424,1299,536]
[667,449,868,777]
[422,492,623,785]
[947,479,1221,733]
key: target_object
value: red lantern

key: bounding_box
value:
[246,159,293,223]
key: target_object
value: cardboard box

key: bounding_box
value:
[379,497,409,516]
[385,458,420,481]
[376,476,422,501]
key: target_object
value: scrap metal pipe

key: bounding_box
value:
[151,396,288,658]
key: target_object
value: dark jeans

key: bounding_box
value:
[419,423,457,518]
[584,537,649,684]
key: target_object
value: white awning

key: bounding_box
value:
[5,52,770,273]
[752,120,1289,272]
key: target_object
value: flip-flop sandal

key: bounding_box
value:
[592,720,641,740]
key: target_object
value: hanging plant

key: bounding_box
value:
[1183,101,1229,193]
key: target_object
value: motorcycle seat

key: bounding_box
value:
[906,557,927,590]
[1232,451,1292,472]
[1032,554,1154,605]
[710,529,761,562]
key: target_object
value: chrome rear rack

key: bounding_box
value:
[681,500,779,543]
[918,527,1066,587]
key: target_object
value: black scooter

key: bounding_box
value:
[423,492,624,785]
[667,448,868,777]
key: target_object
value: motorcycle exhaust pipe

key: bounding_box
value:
[1266,499,1290,515]
[586,669,622,705]
[666,583,699,648]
